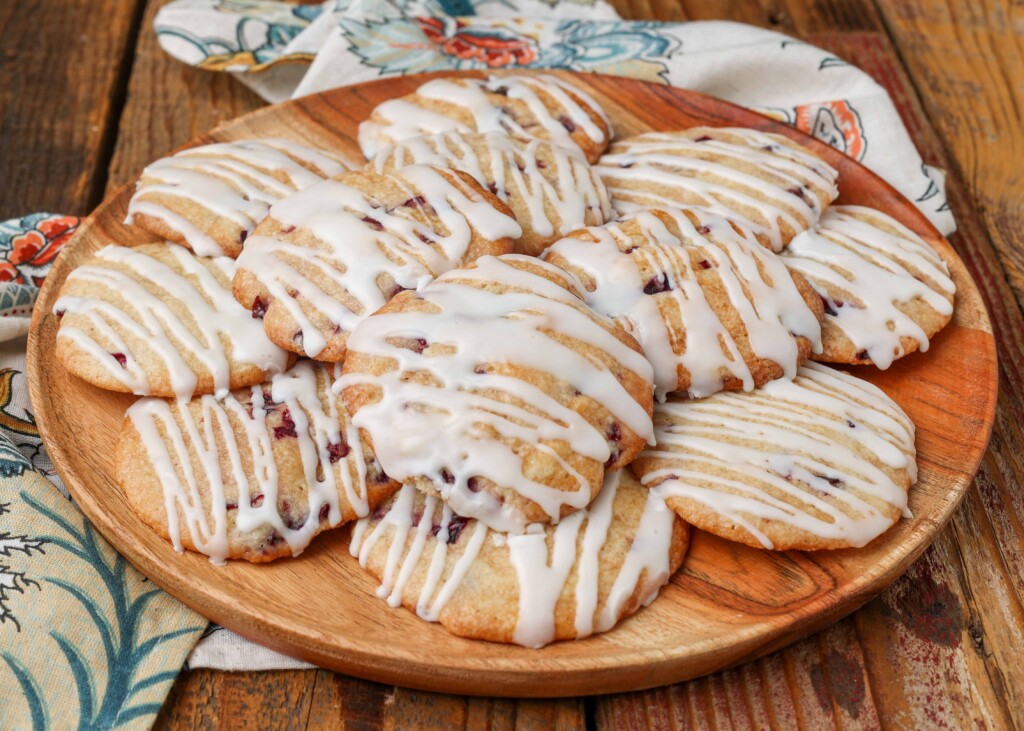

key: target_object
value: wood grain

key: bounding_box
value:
[0,0,144,217]
[105,0,266,193]
[875,0,1024,303]
[154,669,318,730]
[26,70,996,699]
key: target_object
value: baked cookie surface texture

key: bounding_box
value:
[126,138,353,257]
[596,127,839,252]
[233,165,521,361]
[53,242,289,400]
[117,361,399,564]
[350,470,688,647]
[544,208,823,399]
[781,205,956,368]
[631,362,917,551]
[372,131,611,256]
[358,75,612,163]
[339,254,655,533]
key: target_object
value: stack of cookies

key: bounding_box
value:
[54,73,956,648]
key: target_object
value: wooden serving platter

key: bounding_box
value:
[26,71,997,697]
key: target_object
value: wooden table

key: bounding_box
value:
[3,0,1021,727]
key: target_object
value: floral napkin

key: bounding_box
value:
[0,214,206,730]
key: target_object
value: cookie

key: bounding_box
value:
[350,469,687,647]
[781,205,956,369]
[126,138,353,257]
[631,362,917,551]
[544,208,824,399]
[339,254,655,533]
[358,74,612,164]
[53,243,290,400]
[371,131,612,256]
[117,361,400,564]
[232,164,521,362]
[596,127,839,252]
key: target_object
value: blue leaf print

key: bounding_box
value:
[14,490,205,728]
[0,438,31,478]
[2,653,48,731]
[542,20,679,79]
[51,632,96,723]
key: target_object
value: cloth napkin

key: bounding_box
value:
[0,214,207,730]
[3,0,960,722]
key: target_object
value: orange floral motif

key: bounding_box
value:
[0,263,19,283]
[0,213,79,286]
[415,17,537,68]
[795,101,867,161]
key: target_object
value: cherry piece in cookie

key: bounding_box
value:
[116,361,400,564]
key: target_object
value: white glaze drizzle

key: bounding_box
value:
[349,484,489,619]
[358,75,609,160]
[127,361,374,565]
[54,243,289,400]
[596,128,839,252]
[641,362,916,549]
[544,208,822,399]
[349,470,678,648]
[337,254,654,532]
[235,164,522,358]
[126,138,350,257]
[782,205,956,369]
[372,131,611,249]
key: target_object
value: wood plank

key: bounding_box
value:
[873,0,1024,302]
[381,688,585,730]
[104,0,265,193]
[608,0,687,22]
[0,0,144,217]
[152,669,317,730]
[304,670,390,730]
[594,620,881,730]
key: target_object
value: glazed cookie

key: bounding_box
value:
[117,361,400,564]
[371,131,612,256]
[544,208,824,399]
[233,164,521,362]
[781,205,956,369]
[596,127,839,252]
[53,243,289,400]
[632,362,917,551]
[126,138,353,257]
[358,75,612,164]
[351,469,688,647]
[339,254,655,533]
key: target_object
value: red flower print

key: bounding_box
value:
[11,231,44,268]
[416,17,537,68]
[795,101,867,161]
[0,262,20,283]
[37,215,77,243]
[31,214,76,266]
[0,213,80,287]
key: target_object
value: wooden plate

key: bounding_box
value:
[27,71,997,697]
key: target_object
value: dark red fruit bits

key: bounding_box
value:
[251,297,268,319]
